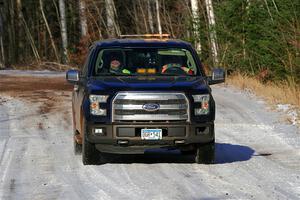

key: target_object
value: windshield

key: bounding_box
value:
[93,48,199,76]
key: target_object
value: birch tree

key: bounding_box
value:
[190,0,201,53]
[205,0,219,66]
[155,0,162,35]
[79,0,88,37]
[105,0,120,37]
[59,0,68,64]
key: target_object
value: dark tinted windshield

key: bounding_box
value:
[93,48,198,76]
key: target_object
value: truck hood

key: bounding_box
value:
[87,76,210,94]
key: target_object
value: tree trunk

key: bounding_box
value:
[0,3,4,68]
[138,0,149,33]
[147,0,154,33]
[22,16,41,62]
[39,0,59,62]
[205,0,219,66]
[91,0,103,38]
[0,36,4,68]
[155,0,162,35]
[132,2,140,34]
[190,0,201,53]
[7,0,15,65]
[79,0,88,37]
[16,0,23,62]
[105,0,114,37]
[111,0,121,36]
[105,0,116,37]
[59,0,68,64]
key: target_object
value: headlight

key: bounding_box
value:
[193,94,210,115]
[89,95,109,116]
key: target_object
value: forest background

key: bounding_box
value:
[0,0,299,107]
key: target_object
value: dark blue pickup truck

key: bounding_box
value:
[66,36,225,165]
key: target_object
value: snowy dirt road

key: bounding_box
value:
[0,72,300,200]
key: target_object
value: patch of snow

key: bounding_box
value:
[277,104,299,125]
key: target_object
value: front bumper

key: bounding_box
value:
[86,122,214,154]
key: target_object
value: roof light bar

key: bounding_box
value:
[119,34,171,39]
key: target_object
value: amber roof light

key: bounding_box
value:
[119,34,171,40]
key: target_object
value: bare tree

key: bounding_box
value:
[39,0,59,62]
[22,16,41,62]
[16,0,23,62]
[59,0,68,64]
[89,0,105,38]
[105,0,120,37]
[138,0,149,33]
[190,0,201,53]
[148,0,154,33]
[205,0,219,66]
[0,1,4,68]
[79,0,88,37]
[155,0,162,35]
[16,0,40,62]
[131,1,140,34]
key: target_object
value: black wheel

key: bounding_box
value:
[73,131,82,155]
[82,120,105,165]
[195,142,215,164]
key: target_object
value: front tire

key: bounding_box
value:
[195,142,215,164]
[82,120,105,165]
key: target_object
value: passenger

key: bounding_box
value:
[161,64,195,75]
[161,56,194,75]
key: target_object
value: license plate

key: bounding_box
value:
[141,129,162,140]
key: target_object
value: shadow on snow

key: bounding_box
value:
[99,143,255,165]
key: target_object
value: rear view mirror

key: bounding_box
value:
[66,70,79,84]
[208,68,225,85]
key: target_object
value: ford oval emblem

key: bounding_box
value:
[142,103,160,112]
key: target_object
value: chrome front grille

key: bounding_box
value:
[112,92,190,122]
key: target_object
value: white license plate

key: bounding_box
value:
[141,129,162,140]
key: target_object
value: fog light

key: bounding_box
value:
[94,128,106,136]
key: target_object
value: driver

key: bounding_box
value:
[109,55,131,74]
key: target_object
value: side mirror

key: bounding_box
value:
[66,69,79,84]
[208,68,225,85]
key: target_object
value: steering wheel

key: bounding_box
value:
[162,64,186,75]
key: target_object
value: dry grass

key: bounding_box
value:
[227,73,300,107]
[227,73,300,126]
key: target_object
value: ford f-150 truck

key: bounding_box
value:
[66,35,225,165]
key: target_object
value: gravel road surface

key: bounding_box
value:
[0,72,299,200]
